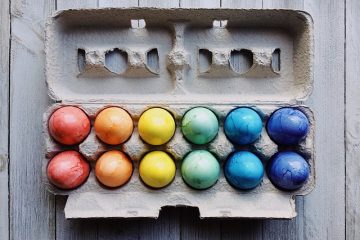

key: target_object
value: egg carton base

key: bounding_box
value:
[65,191,296,219]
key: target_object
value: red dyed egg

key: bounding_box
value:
[47,151,90,189]
[48,106,91,145]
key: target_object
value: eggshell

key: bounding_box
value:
[138,108,175,145]
[48,106,90,145]
[139,151,176,188]
[224,151,264,190]
[181,150,220,190]
[181,107,219,145]
[267,151,309,191]
[266,108,309,145]
[47,150,90,190]
[95,150,133,188]
[224,107,263,145]
[94,107,134,145]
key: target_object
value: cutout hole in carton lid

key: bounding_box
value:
[230,49,253,74]
[105,49,128,74]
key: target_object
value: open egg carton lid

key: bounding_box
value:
[45,8,313,104]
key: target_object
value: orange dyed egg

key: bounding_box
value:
[95,150,133,188]
[94,107,134,145]
[48,106,91,145]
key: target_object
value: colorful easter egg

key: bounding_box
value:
[95,150,133,188]
[224,107,263,145]
[94,107,133,145]
[47,150,90,189]
[224,151,264,190]
[267,151,309,191]
[48,106,90,145]
[139,151,176,188]
[181,150,220,190]
[267,108,309,145]
[138,108,175,145]
[181,107,219,145]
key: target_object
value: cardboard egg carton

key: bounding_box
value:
[44,8,314,218]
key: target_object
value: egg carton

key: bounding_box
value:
[44,8,314,218]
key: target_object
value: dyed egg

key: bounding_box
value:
[267,151,309,191]
[48,106,90,145]
[224,107,263,145]
[94,107,133,145]
[181,150,220,190]
[47,150,90,190]
[181,107,219,145]
[224,151,264,190]
[267,108,309,145]
[95,150,133,188]
[138,108,175,145]
[139,151,176,188]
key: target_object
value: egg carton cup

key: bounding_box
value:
[44,8,314,218]
[42,103,315,218]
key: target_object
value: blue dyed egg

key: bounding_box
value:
[224,108,263,145]
[267,108,309,145]
[267,151,310,191]
[224,151,264,190]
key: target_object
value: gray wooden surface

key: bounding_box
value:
[1,0,356,239]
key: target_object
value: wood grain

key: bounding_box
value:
[304,0,346,239]
[9,0,56,239]
[57,0,98,10]
[221,0,262,8]
[0,0,10,239]
[345,0,360,239]
[180,0,219,8]
[98,0,137,7]
[263,0,303,9]
[139,0,179,8]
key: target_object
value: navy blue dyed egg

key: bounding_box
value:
[267,108,309,145]
[224,108,263,145]
[267,151,309,191]
[224,151,264,190]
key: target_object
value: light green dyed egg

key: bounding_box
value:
[181,107,219,145]
[181,150,220,190]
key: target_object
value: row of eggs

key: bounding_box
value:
[48,106,310,146]
[47,149,309,191]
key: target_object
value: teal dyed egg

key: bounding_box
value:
[181,150,220,190]
[181,107,219,145]
[224,151,264,190]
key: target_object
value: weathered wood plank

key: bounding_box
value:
[56,196,99,240]
[54,1,99,239]
[9,0,56,239]
[180,0,220,8]
[139,0,179,8]
[178,0,224,238]
[180,208,221,240]
[0,0,10,239]
[221,0,262,8]
[98,0,137,7]
[57,0,98,10]
[303,0,346,239]
[345,0,360,239]
[219,1,265,239]
[260,3,306,240]
[263,0,303,9]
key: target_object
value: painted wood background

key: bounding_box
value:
[0,0,357,239]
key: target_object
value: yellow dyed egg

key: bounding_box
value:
[138,108,175,145]
[139,151,176,188]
